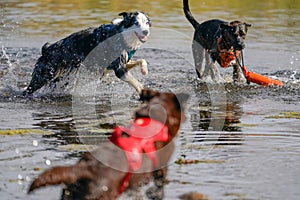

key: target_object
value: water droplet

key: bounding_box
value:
[45,159,51,165]
[17,174,23,180]
[32,140,38,147]
[25,176,31,182]
[15,148,20,154]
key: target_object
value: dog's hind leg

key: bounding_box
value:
[192,41,205,79]
[28,162,93,193]
[23,57,56,95]
[146,168,166,200]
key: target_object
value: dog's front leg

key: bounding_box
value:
[122,72,144,94]
[204,52,222,82]
[111,51,144,94]
[232,64,242,83]
[114,65,144,94]
[146,168,166,200]
[203,49,223,82]
[202,50,211,79]
[126,59,148,76]
[210,61,222,82]
[232,54,243,83]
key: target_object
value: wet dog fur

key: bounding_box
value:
[23,12,151,95]
[28,89,189,200]
[183,0,251,82]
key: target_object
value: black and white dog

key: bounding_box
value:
[23,11,151,95]
[183,0,251,82]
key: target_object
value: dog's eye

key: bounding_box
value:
[134,21,140,26]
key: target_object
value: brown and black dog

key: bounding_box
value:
[183,0,251,82]
[28,89,189,200]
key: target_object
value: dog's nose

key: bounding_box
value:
[142,30,149,36]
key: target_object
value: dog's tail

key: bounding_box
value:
[28,162,93,193]
[183,0,200,29]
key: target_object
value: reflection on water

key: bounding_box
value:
[191,101,242,132]
[1,0,300,200]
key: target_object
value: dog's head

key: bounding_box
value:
[137,89,189,138]
[220,21,251,51]
[112,11,151,48]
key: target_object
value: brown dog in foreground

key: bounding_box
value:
[28,89,189,200]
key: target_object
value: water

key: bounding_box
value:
[1,0,300,199]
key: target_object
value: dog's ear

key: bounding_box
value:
[174,93,190,111]
[118,12,132,25]
[118,12,139,28]
[140,89,160,102]
[244,23,252,28]
[118,12,129,18]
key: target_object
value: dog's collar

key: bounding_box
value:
[217,37,240,68]
[127,49,136,61]
[109,118,169,194]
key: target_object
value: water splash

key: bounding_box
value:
[0,46,22,97]
[270,70,300,85]
[1,45,13,68]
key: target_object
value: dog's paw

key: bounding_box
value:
[140,59,148,76]
[179,192,209,200]
[146,186,164,200]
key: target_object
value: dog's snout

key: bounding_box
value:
[236,43,245,50]
[142,30,149,36]
[236,37,245,49]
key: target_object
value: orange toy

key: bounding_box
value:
[241,65,283,86]
[233,50,283,87]
[217,40,283,87]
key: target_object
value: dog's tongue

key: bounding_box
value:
[139,35,147,43]
[134,31,148,43]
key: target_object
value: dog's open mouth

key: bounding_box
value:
[134,31,148,43]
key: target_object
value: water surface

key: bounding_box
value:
[0,0,300,199]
